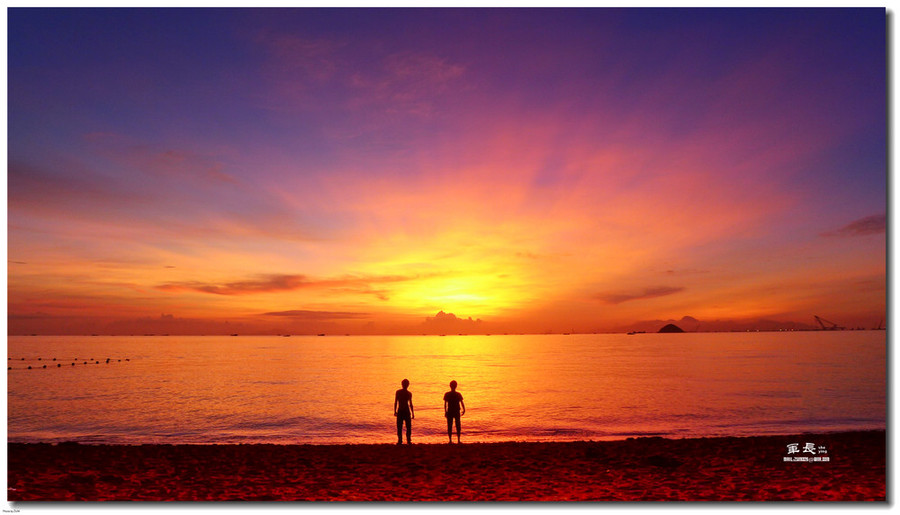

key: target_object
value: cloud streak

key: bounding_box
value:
[822,214,886,237]
[157,274,309,295]
[8,160,142,213]
[156,273,417,296]
[261,310,370,320]
[596,286,686,305]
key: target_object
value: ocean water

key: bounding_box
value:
[6,332,885,445]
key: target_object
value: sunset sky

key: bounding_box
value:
[7,8,886,335]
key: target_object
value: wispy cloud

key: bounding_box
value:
[259,33,344,80]
[254,29,464,118]
[84,132,239,184]
[822,214,886,237]
[596,286,686,305]
[261,310,370,320]
[664,268,709,276]
[156,273,417,296]
[9,160,142,213]
[348,51,465,116]
[157,274,309,295]
[9,144,324,245]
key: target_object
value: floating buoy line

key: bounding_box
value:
[7,357,131,371]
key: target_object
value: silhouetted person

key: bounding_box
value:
[444,380,466,443]
[394,378,414,444]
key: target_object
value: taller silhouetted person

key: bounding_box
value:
[444,380,466,443]
[394,378,414,444]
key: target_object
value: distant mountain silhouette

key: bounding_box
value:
[658,323,685,333]
[618,315,817,333]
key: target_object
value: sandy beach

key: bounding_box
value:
[7,430,884,501]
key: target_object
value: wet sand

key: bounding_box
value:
[7,430,885,501]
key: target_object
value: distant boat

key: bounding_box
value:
[627,331,646,335]
[230,334,238,337]
[317,333,326,337]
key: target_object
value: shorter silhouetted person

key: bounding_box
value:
[394,378,414,444]
[444,380,466,443]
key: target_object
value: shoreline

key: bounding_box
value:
[5,426,887,447]
[8,430,885,501]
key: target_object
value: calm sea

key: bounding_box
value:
[6,332,885,445]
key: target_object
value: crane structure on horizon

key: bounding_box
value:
[814,315,845,331]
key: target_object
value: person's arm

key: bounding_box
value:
[444,399,448,416]
[409,393,415,419]
[394,393,399,416]
[460,398,466,416]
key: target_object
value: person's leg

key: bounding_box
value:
[396,416,403,444]
[405,414,412,444]
[447,416,453,443]
[455,415,462,443]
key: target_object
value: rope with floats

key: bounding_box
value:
[7,357,131,371]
